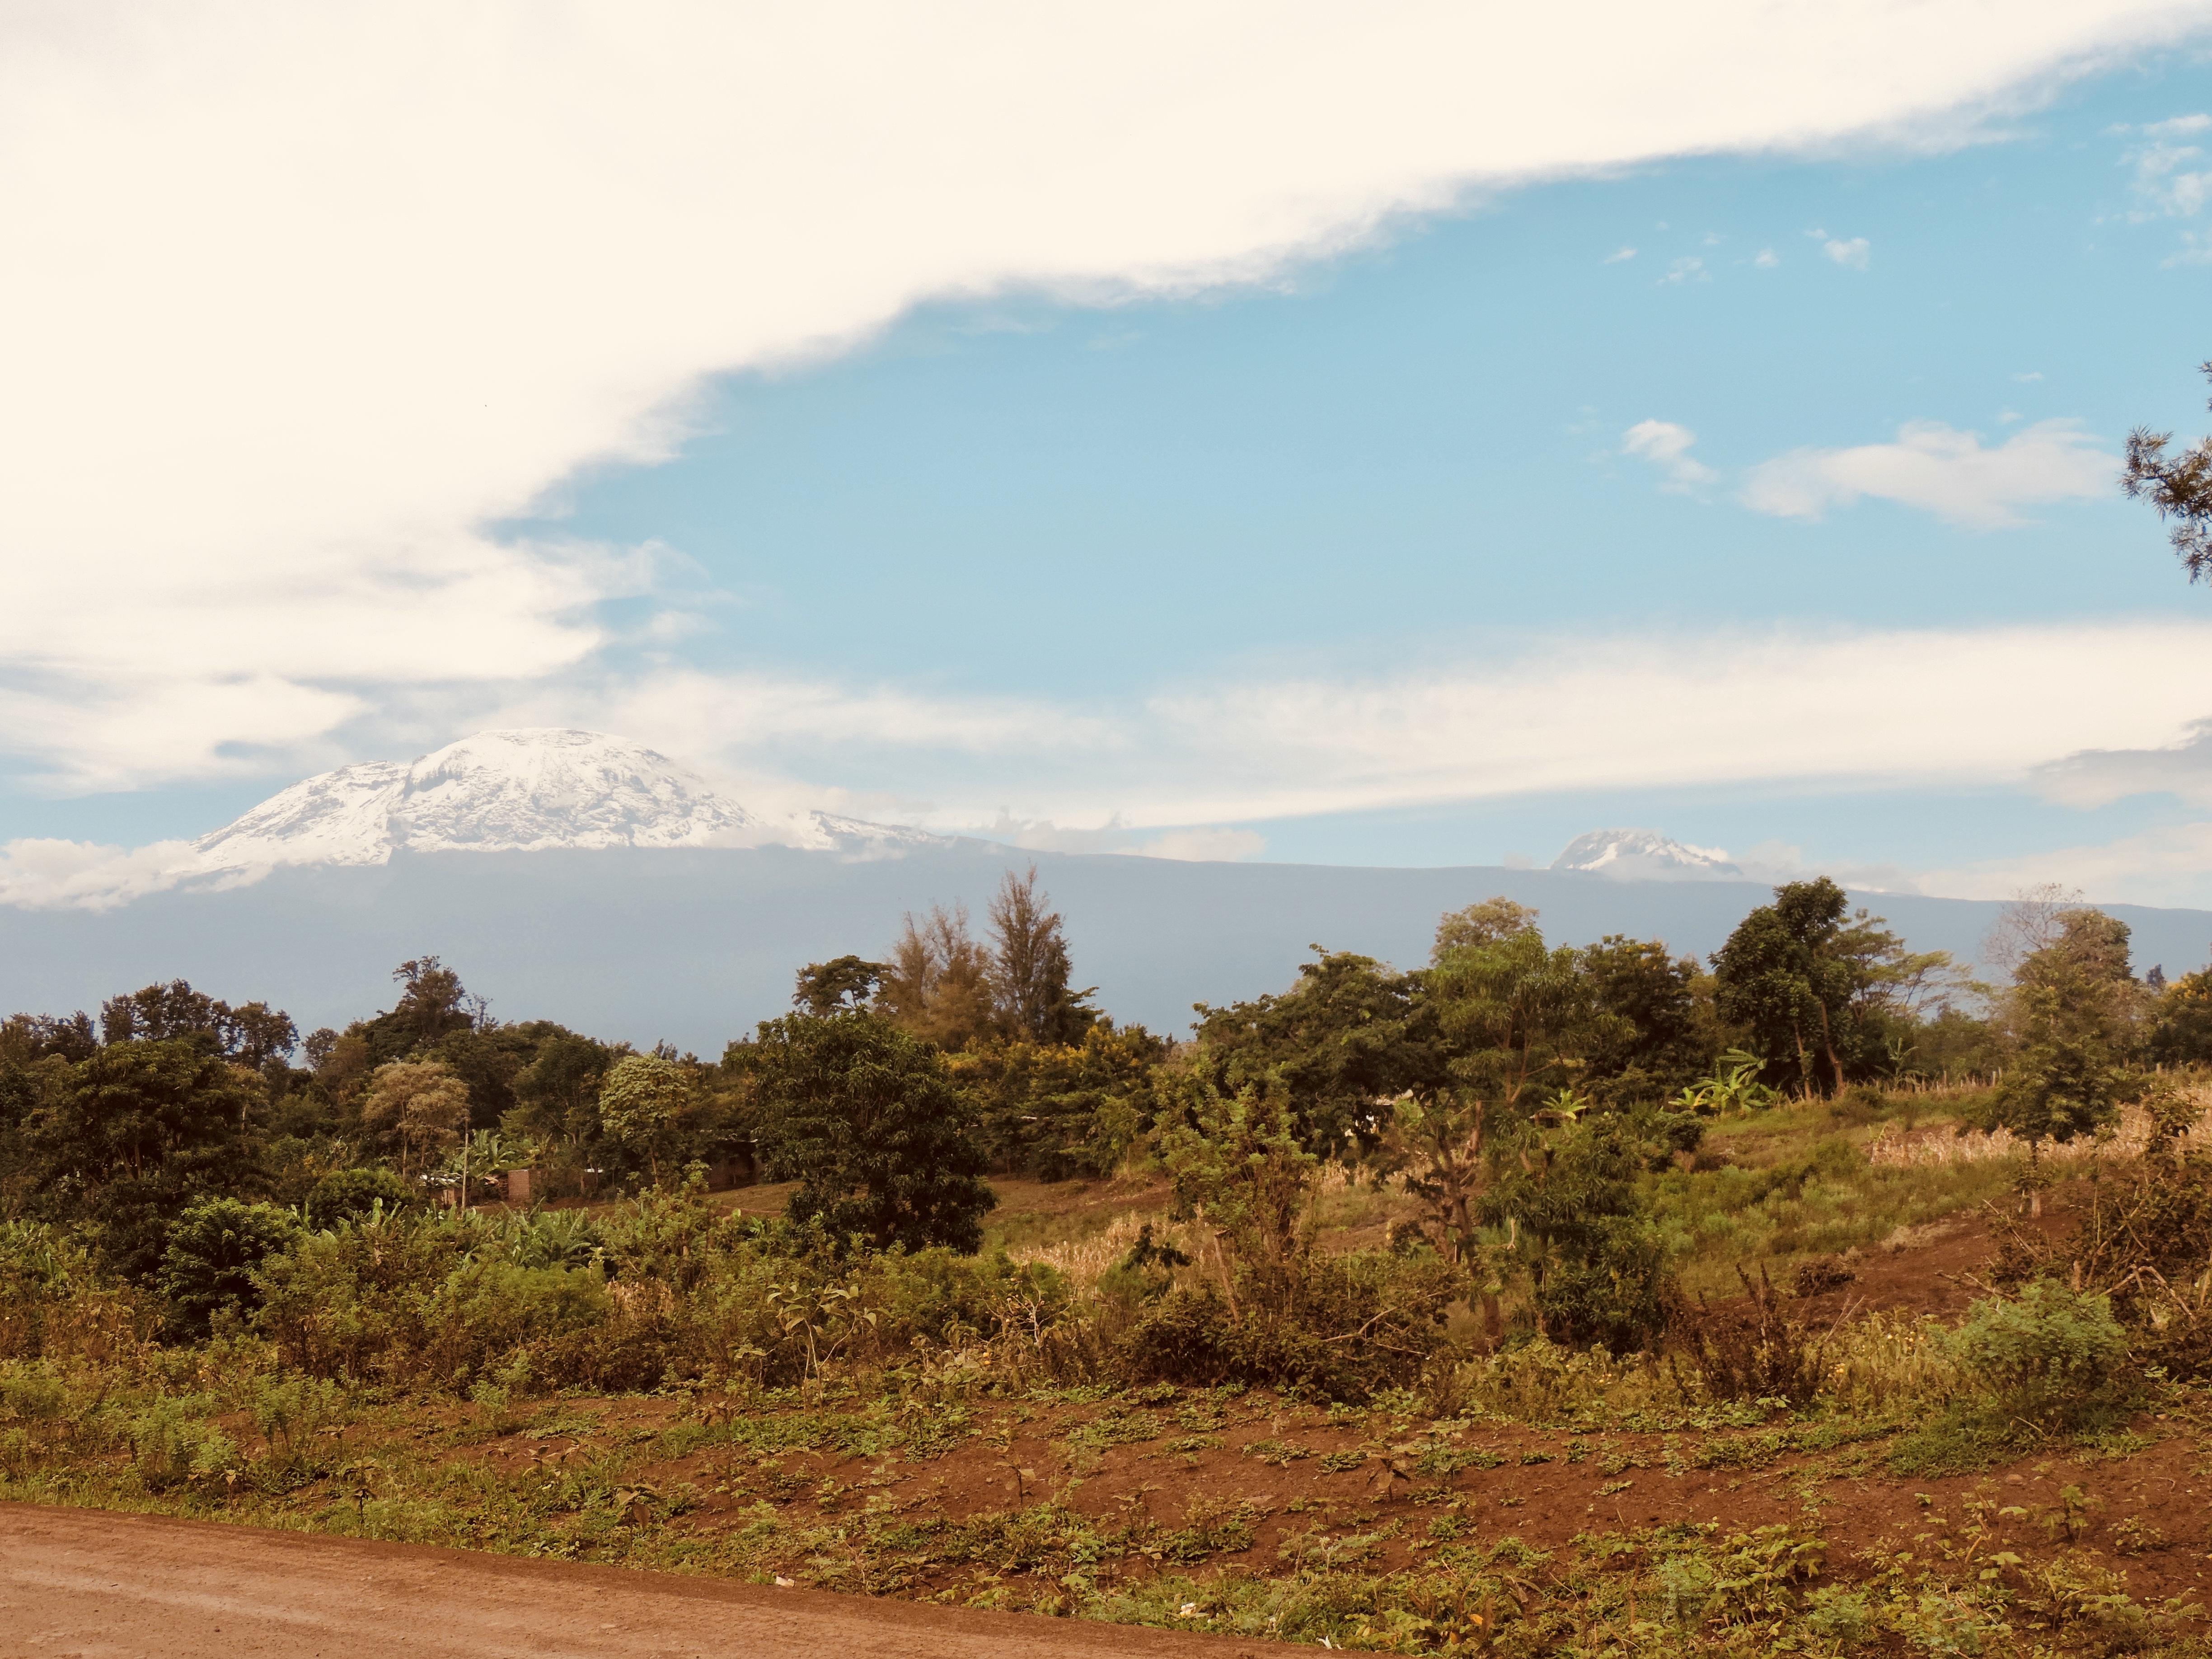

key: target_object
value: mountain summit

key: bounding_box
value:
[1550,828,1743,881]
[194,729,937,873]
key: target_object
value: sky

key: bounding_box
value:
[9,3,2212,906]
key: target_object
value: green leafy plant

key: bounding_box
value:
[1952,1280,2128,1429]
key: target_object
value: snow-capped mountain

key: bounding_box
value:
[193,729,942,873]
[1550,828,1743,881]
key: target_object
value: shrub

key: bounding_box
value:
[1952,1280,2128,1429]
[1791,1254,1856,1297]
[1113,1251,1457,1401]
[0,1222,147,1365]
[156,1197,301,1335]
[305,1167,411,1228]
[1678,1266,1829,1408]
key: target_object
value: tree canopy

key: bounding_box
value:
[733,1012,996,1253]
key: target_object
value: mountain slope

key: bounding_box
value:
[6,846,2210,1053]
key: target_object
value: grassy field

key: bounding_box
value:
[8,1091,2212,1656]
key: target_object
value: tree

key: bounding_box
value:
[2151,964,2212,1066]
[987,864,1097,1044]
[2123,360,2212,580]
[1387,917,1621,1327]
[878,904,997,1050]
[950,1022,1161,1179]
[794,956,888,1016]
[98,980,296,1066]
[0,1011,98,1065]
[1989,905,2141,1207]
[1711,878,1901,1096]
[1156,1075,1317,1314]
[157,1197,300,1335]
[304,1166,411,1228]
[358,1060,470,1177]
[22,1039,263,1279]
[352,957,479,1064]
[1481,1114,1671,1351]
[1191,949,1444,1156]
[733,1012,996,1252]
[510,1026,617,1142]
[1433,897,1540,958]
[1579,934,1716,1099]
[598,1053,692,1186]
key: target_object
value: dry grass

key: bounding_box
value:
[1867,1097,2212,1169]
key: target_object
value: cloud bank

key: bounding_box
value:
[490,618,2212,830]
[2,1,2204,791]
[1739,419,2115,529]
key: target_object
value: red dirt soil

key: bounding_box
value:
[0,1503,1284,1659]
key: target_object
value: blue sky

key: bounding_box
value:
[9,7,2212,909]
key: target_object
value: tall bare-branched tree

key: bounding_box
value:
[986,864,1096,1045]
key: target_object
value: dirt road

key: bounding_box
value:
[0,1504,1279,1659]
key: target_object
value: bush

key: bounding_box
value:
[305,1167,411,1228]
[156,1198,301,1335]
[1678,1266,1829,1408]
[1113,1251,1457,1401]
[1952,1280,2128,1429]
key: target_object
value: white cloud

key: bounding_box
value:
[1754,248,1780,267]
[1739,417,2113,528]
[500,619,2212,831]
[1603,246,1639,262]
[2032,717,2212,807]
[1916,820,2212,907]
[0,838,213,912]
[1823,235,1873,267]
[2123,112,2212,218]
[1132,828,1270,862]
[1621,419,1717,490]
[0,2,2203,792]
[1660,255,1710,284]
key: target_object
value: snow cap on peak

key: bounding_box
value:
[192,727,937,872]
[1550,828,1742,881]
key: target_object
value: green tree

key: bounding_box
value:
[352,957,478,1065]
[304,1166,411,1228]
[1579,934,1717,1099]
[2150,965,2212,1066]
[794,955,888,1016]
[1386,918,1621,1335]
[1988,906,2141,1205]
[1156,1075,1317,1313]
[157,1196,301,1335]
[99,979,296,1066]
[23,1039,263,1279]
[949,1022,1160,1179]
[1432,896,1540,956]
[597,1053,692,1186]
[1711,878,1901,1096]
[732,1012,996,1252]
[510,1026,618,1143]
[1481,1113,1671,1351]
[2123,359,2212,580]
[1190,949,1445,1156]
